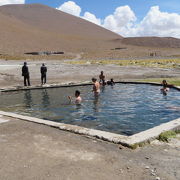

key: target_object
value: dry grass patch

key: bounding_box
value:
[137,78,180,86]
[0,54,75,61]
[66,58,180,69]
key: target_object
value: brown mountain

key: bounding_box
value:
[0,3,180,58]
[122,37,180,48]
[0,3,122,54]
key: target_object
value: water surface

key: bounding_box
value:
[0,84,180,135]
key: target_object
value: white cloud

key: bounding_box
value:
[103,6,180,38]
[0,0,25,6]
[56,1,180,38]
[132,6,180,38]
[56,1,81,17]
[56,1,101,25]
[103,5,136,36]
[83,12,101,25]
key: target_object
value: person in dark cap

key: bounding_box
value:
[40,63,47,85]
[22,62,30,86]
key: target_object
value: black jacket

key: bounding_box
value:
[22,65,29,76]
[41,66,47,75]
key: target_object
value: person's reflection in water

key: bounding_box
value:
[75,103,82,110]
[24,90,33,108]
[111,85,114,90]
[42,89,50,108]
[93,95,100,112]
[101,85,106,93]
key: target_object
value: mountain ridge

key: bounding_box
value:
[0,3,180,58]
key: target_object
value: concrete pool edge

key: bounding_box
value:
[0,82,92,92]
[0,81,180,92]
[0,111,179,148]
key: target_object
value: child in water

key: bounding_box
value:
[68,90,82,104]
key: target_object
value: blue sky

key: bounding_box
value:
[25,0,180,21]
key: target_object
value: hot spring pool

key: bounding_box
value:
[0,84,180,135]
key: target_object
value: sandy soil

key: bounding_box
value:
[0,117,179,180]
[0,59,180,89]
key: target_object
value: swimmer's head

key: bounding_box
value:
[92,78,97,82]
[101,71,103,74]
[24,62,27,65]
[162,79,168,88]
[75,90,80,97]
[162,80,167,84]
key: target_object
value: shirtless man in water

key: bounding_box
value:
[92,78,100,95]
[68,90,82,104]
[99,71,106,85]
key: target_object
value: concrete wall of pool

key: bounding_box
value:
[0,82,180,148]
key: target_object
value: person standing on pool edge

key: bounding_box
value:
[40,63,47,85]
[22,62,31,86]
[92,78,100,96]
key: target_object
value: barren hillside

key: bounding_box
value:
[0,3,180,58]
[0,4,122,54]
[121,37,180,48]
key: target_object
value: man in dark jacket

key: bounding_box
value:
[22,62,30,86]
[40,63,47,85]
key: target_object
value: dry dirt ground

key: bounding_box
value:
[0,59,180,88]
[0,116,179,180]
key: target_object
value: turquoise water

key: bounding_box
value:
[0,84,180,135]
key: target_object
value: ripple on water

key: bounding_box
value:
[0,84,179,135]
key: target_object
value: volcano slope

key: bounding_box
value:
[0,3,180,59]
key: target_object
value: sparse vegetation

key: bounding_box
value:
[0,55,25,61]
[66,58,180,69]
[0,54,74,61]
[131,130,180,149]
[137,78,180,86]
[175,130,180,134]
[130,144,139,149]
[158,131,177,142]
[130,140,151,149]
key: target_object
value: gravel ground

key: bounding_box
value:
[0,117,179,180]
[0,59,180,88]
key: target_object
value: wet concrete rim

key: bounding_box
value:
[0,111,179,148]
[0,81,180,92]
